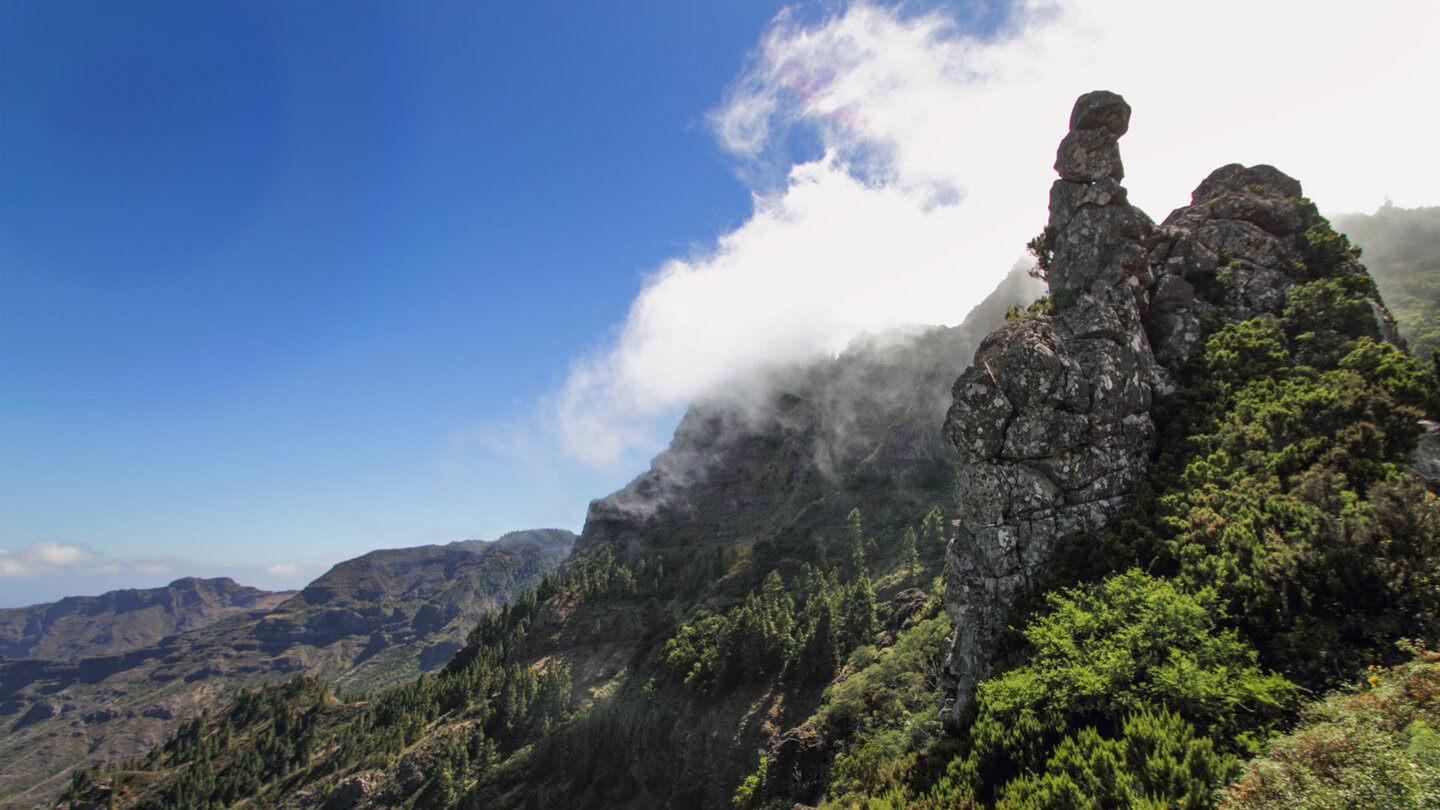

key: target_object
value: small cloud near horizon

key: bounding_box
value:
[0,538,99,576]
[0,539,329,607]
[266,562,308,578]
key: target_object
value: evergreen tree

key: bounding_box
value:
[845,508,868,579]
[798,566,840,682]
[921,507,947,559]
[901,527,920,587]
[839,569,877,654]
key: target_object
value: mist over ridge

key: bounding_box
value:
[550,0,1438,475]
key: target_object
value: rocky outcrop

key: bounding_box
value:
[1413,421,1440,489]
[764,723,830,806]
[939,91,1400,718]
[323,771,382,810]
[941,91,1160,715]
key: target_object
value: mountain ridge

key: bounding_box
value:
[0,530,574,809]
[0,577,293,663]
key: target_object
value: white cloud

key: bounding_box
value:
[0,539,98,576]
[556,0,1439,468]
[0,540,337,606]
[132,560,175,576]
[265,562,307,578]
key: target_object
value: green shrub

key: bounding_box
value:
[1222,647,1440,809]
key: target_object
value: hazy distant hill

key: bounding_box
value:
[0,577,292,663]
[1336,204,1440,359]
[0,529,574,810]
[253,529,578,694]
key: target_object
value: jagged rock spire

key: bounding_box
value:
[1055,90,1129,182]
[937,91,1403,720]
[940,91,1160,716]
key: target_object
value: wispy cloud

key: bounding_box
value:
[132,559,176,576]
[0,539,98,576]
[266,562,307,578]
[0,538,325,607]
[549,0,1438,469]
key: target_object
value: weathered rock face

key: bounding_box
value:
[1414,421,1440,489]
[941,91,1159,715]
[939,91,1400,718]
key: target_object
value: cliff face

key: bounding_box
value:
[940,91,1398,716]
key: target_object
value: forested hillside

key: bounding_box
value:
[50,263,1033,810]
[1336,204,1440,360]
[52,94,1440,810]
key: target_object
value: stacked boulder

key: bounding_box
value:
[940,91,1160,714]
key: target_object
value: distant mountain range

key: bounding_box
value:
[0,577,292,663]
[0,529,574,809]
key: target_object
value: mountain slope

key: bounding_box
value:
[580,263,1041,564]
[45,261,1040,810]
[1335,204,1440,359]
[0,578,292,663]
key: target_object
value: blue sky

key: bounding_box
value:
[1,0,799,602]
[3,0,1436,606]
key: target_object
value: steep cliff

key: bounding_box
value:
[940,91,1401,716]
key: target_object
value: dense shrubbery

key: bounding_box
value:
[1142,279,1440,686]
[782,271,1440,810]
[1221,645,1440,809]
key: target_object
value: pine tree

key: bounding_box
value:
[798,566,839,682]
[901,527,920,587]
[921,507,947,559]
[845,508,868,579]
[839,569,877,654]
